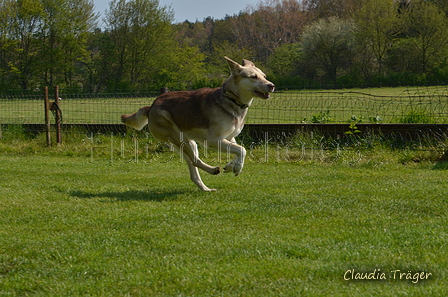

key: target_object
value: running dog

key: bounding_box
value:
[121,57,275,191]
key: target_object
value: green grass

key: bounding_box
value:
[1,148,447,296]
[1,85,448,125]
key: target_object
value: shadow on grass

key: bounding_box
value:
[433,152,448,170]
[70,189,186,202]
[433,161,448,170]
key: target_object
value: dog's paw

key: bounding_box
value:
[233,162,244,176]
[204,187,217,192]
[224,162,234,173]
[213,167,221,175]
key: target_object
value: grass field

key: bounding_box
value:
[1,85,448,125]
[1,146,447,295]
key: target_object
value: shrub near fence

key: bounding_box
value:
[1,85,448,138]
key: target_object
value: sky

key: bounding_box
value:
[93,0,260,23]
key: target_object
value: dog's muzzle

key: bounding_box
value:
[254,91,270,99]
[254,83,275,99]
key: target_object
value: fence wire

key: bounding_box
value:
[245,87,448,124]
[1,86,448,140]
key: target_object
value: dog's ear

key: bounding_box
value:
[224,56,243,74]
[242,59,255,67]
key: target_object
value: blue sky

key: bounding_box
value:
[93,0,260,23]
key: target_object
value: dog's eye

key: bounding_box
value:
[250,75,258,79]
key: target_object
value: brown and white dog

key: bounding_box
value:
[121,57,275,191]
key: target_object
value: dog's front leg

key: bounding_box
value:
[221,137,239,174]
[209,138,246,176]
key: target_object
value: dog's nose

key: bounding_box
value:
[268,83,275,92]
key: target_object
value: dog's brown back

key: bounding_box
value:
[151,88,221,131]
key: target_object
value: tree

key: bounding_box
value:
[354,0,399,77]
[104,0,175,89]
[300,17,356,83]
[153,44,206,89]
[0,0,97,90]
[101,0,206,89]
[303,0,363,19]
[231,0,307,62]
[174,20,208,52]
[37,0,97,88]
[267,43,301,77]
[385,38,421,75]
[0,0,45,89]
[428,0,448,16]
[402,1,448,74]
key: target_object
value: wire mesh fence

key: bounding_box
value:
[2,86,448,124]
[248,86,448,124]
[1,85,448,145]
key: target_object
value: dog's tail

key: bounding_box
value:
[121,106,151,130]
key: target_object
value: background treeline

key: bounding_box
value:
[1,0,448,92]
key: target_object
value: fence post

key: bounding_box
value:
[44,87,51,146]
[54,86,62,144]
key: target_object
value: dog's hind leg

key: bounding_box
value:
[168,140,218,191]
[224,156,238,173]
[185,155,216,192]
[178,140,220,176]
[166,140,217,191]
[176,144,216,191]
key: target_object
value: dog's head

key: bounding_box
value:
[225,56,275,100]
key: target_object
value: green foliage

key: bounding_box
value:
[267,43,301,77]
[2,0,448,91]
[152,45,207,89]
[206,41,256,79]
[354,0,399,77]
[0,0,97,90]
[369,116,383,124]
[103,0,176,90]
[386,38,421,75]
[402,1,448,74]
[311,110,331,123]
[300,17,356,83]
[345,115,362,135]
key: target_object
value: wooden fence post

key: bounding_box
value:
[54,86,62,144]
[44,87,51,146]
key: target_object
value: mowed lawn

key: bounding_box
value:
[0,154,447,296]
